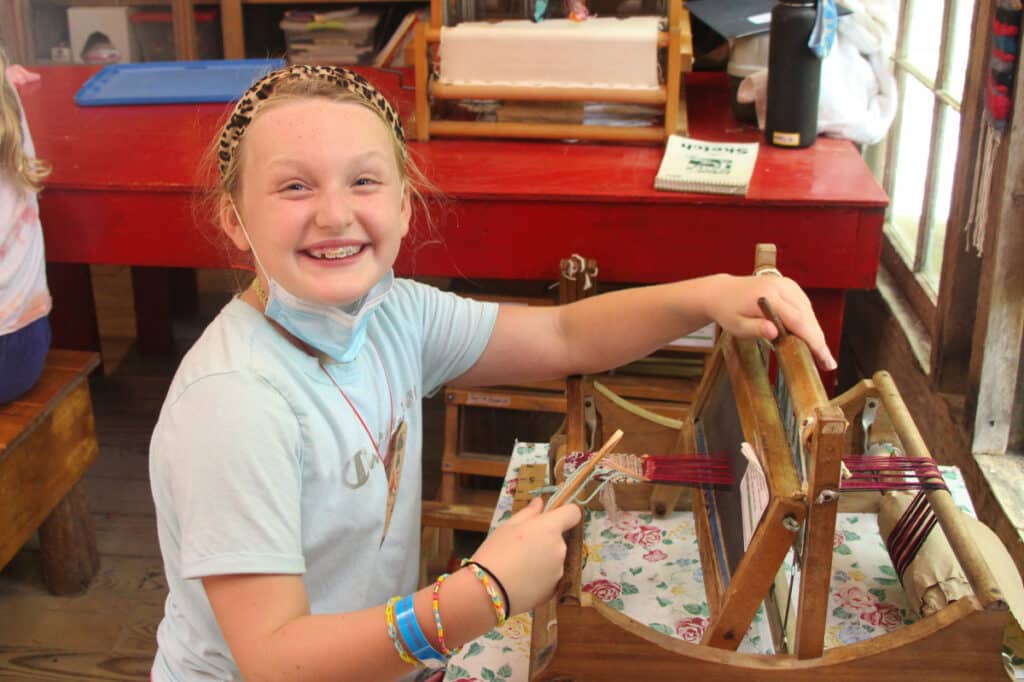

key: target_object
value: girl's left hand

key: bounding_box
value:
[705,273,836,371]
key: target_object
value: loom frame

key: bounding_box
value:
[525,244,1009,680]
[412,0,693,142]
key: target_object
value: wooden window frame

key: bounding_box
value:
[878,0,1023,456]
[880,0,969,340]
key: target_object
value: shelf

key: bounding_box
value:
[12,0,427,67]
[244,0,421,4]
[29,0,219,6]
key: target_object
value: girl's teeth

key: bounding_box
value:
[310,245,360,259]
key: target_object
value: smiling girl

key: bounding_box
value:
[149,65,835,681]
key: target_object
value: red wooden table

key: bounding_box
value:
[19,65,886,368]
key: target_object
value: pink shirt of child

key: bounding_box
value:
[0,86,51,335]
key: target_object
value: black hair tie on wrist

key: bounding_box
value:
[463,559,511,617]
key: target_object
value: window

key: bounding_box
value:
[876,0,976,331]
[871,0,1024,456]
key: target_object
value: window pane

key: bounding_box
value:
[887,77,935,262]
[946,0,975,103]
[922,108,961,292]
[905,0,945,83]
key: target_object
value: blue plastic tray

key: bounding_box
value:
[75,59,286,106]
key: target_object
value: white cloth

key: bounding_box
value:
[439,16,662,90]
[0,87,51,335]
[737,0,899,146]
[150,281,498,680]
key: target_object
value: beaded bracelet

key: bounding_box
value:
[431,573,460,657]
[394,594,447,664]
[462,559,511,617]
[460,558,507,627]
[385,596,418,666]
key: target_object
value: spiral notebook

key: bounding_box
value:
[654,134,760,196]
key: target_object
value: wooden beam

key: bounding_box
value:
[968,14,1024,455]
[10,0,33,64]
[931,0,989,395]
[220,0,244,58]
[171,0,197,60]
[0,0,29,64]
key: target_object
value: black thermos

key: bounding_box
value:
[765,1,821,148]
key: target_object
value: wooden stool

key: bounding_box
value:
[0,349,101,595]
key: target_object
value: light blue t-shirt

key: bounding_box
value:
[149,279,498,680]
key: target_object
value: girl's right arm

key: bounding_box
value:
[203,497,580,681]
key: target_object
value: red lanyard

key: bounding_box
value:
[319,340,394,467]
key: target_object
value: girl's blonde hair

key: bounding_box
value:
[0,46,51,193]
[200,68,439,272]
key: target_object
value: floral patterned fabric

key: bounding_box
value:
[813,513,919,647]
[442,442,981,682]
[444,441,547,682]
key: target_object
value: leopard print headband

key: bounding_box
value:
[217,64,406,178]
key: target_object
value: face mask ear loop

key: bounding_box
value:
[229,197,270,282]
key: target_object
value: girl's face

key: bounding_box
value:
[225,98,410,307]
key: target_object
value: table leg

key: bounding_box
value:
[170,267,200,320]
[130,266,176,355]
[39,481,100,595]
[46,262,101,354]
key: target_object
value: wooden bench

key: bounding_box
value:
[0,349,101,595]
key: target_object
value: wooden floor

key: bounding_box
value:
[0,266,450,680]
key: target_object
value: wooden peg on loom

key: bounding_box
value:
[758,296,789,340]
[546,429,624,510]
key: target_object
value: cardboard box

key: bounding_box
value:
[68,7,137,64]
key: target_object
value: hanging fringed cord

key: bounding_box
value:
[966,125,998,256]
[968,0,1022,255]
[839,455,949,491]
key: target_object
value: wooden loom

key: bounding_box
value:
[525,244,1009,680]
[412,0,693,142]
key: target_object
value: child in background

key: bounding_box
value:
[0,47,52,405]
[149,64,836,681]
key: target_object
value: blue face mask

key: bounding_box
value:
[230,200,392,363]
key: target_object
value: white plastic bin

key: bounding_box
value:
[68,7,138,64]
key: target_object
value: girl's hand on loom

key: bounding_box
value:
[704,274,836,371]
[469,497,581,617]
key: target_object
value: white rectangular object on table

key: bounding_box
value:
[68,7,138,64]
[654,134,760,195]
[439,16,661,91]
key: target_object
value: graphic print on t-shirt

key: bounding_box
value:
[381,419,407,544]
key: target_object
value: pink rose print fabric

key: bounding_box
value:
[444,444,980,681]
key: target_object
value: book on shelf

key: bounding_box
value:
[653,134,760,196]
[281,7,380,66]
[279,7,372,32]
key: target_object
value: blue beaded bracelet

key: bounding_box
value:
[394,594,446,664]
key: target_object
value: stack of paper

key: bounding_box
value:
[281,8,380,65]
[654,134,760,196]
